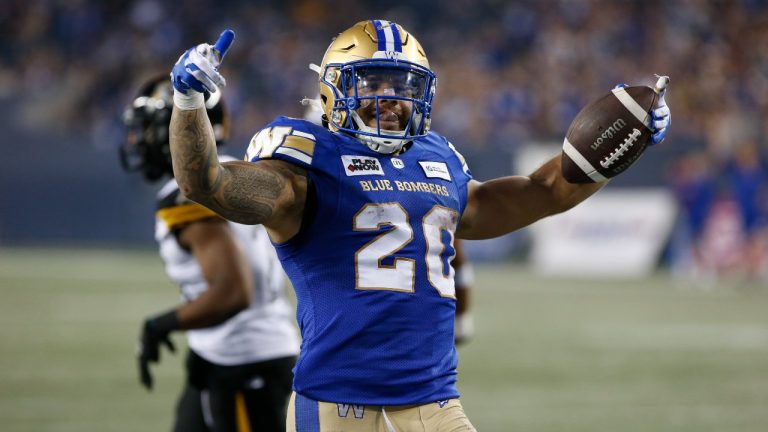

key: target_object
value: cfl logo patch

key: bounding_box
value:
[342,155,385,176]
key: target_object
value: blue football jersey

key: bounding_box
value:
[245,117,472,405]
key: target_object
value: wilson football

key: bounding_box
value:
[561,80,665,183]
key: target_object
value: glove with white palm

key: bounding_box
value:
[614,75,671,145]
[170,29,235,110]
[649,75,671,145]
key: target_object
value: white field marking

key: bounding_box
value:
[0,269,166,284]
[585,323,768,351]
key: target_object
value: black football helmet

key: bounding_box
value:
[120,75,229,181]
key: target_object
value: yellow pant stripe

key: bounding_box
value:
[235,392,252,432]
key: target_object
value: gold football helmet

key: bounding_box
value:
[315,20,437,154]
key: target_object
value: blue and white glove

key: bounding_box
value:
[614,76,671,145]
[170,29,235,110]
[650,75,671,145]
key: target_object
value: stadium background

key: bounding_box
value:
[1,0,767,431]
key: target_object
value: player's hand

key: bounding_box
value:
[650,83,671,145]
[137,311,179,390]
[170,29,235,95]
[614,79,671,145]
[454,312,475,346]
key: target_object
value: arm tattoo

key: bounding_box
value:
[212,162,284,224]
[169,107,221,197]
[169,107,306,226]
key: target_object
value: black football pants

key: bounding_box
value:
[172,350,296,432]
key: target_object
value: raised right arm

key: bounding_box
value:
[169,106,307,242]
[168,30,306,241]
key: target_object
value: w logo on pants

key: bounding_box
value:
[337,403,365,419]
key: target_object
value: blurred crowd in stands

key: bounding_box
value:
[2,0,766,279]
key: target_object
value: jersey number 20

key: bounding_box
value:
[353,203,457,297]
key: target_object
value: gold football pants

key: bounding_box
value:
[286,392,477,432]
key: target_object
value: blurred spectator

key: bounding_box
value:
[698,198,749,281]
[666,151,717,280]
[668,143,768,283]
[724,141,768,280]
[2,0,767,157]
[727,142,768,238]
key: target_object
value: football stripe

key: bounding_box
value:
[611,87,652,129]
[562,138,608,182]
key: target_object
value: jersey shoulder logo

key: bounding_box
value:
[342,155,384,176]
[245,120,318,166]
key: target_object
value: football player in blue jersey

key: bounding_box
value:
[302,89,476,348]
[121,76,300,432]
[167,20,671,431]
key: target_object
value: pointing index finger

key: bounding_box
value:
[653,74,670,94]
[213,29,235,60]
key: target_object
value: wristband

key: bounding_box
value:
[454,263,475,287]
[148,309,180,333]
[173,89,205,111]
[455,313,475,339]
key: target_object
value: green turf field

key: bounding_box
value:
[1,247,767,432]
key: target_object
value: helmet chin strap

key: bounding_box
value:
[349,111,409,154]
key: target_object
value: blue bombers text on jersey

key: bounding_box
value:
[246,117,472,405]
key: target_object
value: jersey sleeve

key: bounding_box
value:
[243,116,322,169]
[446,140,473,182]
[441,138,473,217]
